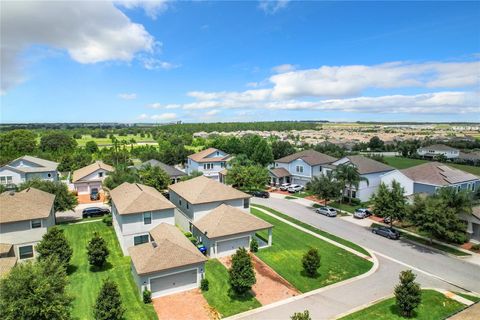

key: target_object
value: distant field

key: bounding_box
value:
[76,134,156,147]
[384,157,480,176]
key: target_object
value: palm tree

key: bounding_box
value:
[307,170,343,205]
[335,163,369,204]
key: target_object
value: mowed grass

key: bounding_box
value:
[340,289,465,320]
[251,208,373,292]
[202,259,261,317]
[60,221,157,320]
[75,134,156,147]
[384,157,480,175]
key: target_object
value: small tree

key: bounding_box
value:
[302,248,321,277]
[36,227,73,266]
[93,279,125,320]
[142,290,152,304]
[394,270,421,318]
[371,181,406,226]
[307,170,342,205]
[137,164,170,191]
[229,248,256,295]
[87,232,110,268]
[250,238,259,253]
[291,310,311,320]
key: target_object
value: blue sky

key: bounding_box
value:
[1,0,479,123]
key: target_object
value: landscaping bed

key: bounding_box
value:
[340,289,466,320]
[252,204,370,257]
[202,259,261,317]
[251,208,373,293]
[60,221,157,320]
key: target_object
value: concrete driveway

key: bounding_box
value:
[56,202,110,223]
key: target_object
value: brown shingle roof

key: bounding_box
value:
[0,243,13,256]
[193,204,272,239]
[0,257,17,277]
[168,176,250,205]
[275,149,337,166]
[128,223,206,275]
[401,162,479,186]
[269,167,291,178]
[187,148,230,163]
[343,155,394,174]
[0,188,55,224]
[109,182,175,215]
[72,161,114,182]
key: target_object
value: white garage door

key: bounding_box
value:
[76,184,89,195]
[89,182,102,191]
[150,269,198,298]
[217,236,250,257]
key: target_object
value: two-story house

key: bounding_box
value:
[0,155,59,187]
[185,148,232,181]
[417,144,460,159]
[72,161,114,195]
[110,182,176,255]
[270,150,337,186]
[0,188,56,265]
[331,155,395,202]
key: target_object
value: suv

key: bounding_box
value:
[354,208,372,219]
[90,188,100,201]
[287,184,304,193]
[371,226,400,240]
[279,183,291,191]
[315,206,337,217]
[250,191,270,198]
[82,207,110,218]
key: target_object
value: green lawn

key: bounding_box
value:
[384,157,480,176]
[202,259,261,318]
[252,204,370,257]
[340,289,465,320]
[60,221,157,320]
[251,208,373,292]
[328,202,363,214]
[75,134,157,147]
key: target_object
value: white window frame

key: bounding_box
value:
[296,165,304,173]
[243,198,250,209]
[31,219,42,229]
[143,212,152,225]
[134,234,150,246]
[19,245,34,260]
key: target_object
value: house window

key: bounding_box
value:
[0,176,12,184]
[47,173,52,178]
[244,198,250,209]
[216,151,219,156]
[186,202,190,209]
[31,219,42,229]
[19,245,34,259]
[220,162,225,168]
[296,166,304,173]
[179,199,182,206]
[134,235,149,246]
[143,212,152,225]
[203,163,213,170]
[99,172,103,178]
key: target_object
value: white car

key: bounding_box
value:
[315,206,337,217]
[287,184,304,193]
[279,183,291,191]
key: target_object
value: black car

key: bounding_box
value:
[371,226,400,240]
[90,188,100,201]
[82,207,110,218]
[250,191,270,198]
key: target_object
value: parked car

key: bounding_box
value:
[279,183,291,191]
[90,188,100,201]
[353,208,372,219]
[250,190,270,198]
[371,226,400,240]
[197,244,207,255]
[287,184,304,193]
[82,207,110,218]
[315,206,337,217]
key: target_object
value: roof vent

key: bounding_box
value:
[152,241,157,248]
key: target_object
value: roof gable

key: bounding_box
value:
[188,148,230,163]
[275,150,337,166]
[72,161,114,182]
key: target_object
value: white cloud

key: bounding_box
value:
[150,113,177,121]
[141,57,180,70]
[147,102,181,109]
[206,109,221,116]
[258,0,290,14]
[147,102,162,109]
[138,113,149,120]
[271,64,296,73]
[115,0,169,19]
[1,1,155,93]
[118,93,137,100]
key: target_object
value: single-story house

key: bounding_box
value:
[72,161,114,195]
[168,175,251,231]
[133,159,186,184]
[129,223,207,298]
[417,144,460,159]
[0,155,59,187]
[381,162,480,196]
[192,204,273,257]
[110,182,176,255]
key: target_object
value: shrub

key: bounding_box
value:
[291,310,311,320]
[94,279,125,320]
[142,290,152,304]
[471,244,480,251]
[250,238,259,253]
[302,248,321,277]
[87,232,110,267]
[394,270,421,318]
[200,278,209,291]
[229,247,256,295]
[102,215,112,227]
[188,236,197,245]
[184,231,193,238]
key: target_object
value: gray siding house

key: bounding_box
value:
[0,155,59,187]
[185,148,232,181]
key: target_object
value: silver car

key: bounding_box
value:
[354,208,372,219]
[315,206,337,217]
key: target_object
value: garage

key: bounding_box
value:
[150,269,198,298]
[217,236,250,257]
[75,184,89,195]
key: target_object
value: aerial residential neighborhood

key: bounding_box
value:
[1,1,480,320]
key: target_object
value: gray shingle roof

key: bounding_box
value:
[275,150,337,166]
[3,155,58,173]
[136,159,186,178]
[269,167,291,178]
[343,155,394,174]
[401,162,479,186]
